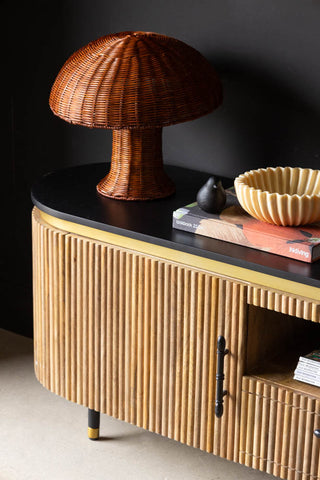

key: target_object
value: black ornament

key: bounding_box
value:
[196,176,226,214]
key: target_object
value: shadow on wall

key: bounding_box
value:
[171,54,320,178]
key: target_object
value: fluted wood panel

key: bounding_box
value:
[240,377,320,480]
[32,208,247,458]
[247,285,320,323]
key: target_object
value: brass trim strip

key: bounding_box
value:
[37,208,320,301]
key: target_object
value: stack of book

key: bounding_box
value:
[172,188,320,263]
[294,350,320,387]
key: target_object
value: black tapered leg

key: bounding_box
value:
[88,409,100,440]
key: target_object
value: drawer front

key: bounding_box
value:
[240,377,320,480]
[247,285,320,323]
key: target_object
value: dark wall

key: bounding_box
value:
[8,0,320,337]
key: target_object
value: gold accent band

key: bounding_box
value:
[88,427,99,440]
[37,208,320,302]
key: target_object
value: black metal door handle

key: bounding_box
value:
[314,429,320,438]
[215,335,229,418]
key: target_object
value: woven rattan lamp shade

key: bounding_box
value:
[49,31,223,200]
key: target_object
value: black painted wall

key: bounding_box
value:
[8,0,320,337]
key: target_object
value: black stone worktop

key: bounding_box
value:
[31,163,320,290]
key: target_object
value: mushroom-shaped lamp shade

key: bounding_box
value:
[49,31,223,200]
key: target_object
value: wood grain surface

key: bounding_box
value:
[32,207,246,457]
[32,206,320,479]
[240,377,320,480]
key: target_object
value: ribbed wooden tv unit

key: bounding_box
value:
[32,164,320,480]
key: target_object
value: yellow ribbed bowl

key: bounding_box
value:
[234,167,320,226]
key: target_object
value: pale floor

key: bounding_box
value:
[0,329,279,480]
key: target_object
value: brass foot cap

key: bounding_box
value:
[88,427,99,440]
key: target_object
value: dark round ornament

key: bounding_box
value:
[196,176,226,214]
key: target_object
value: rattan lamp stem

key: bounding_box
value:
[96,128,175,200]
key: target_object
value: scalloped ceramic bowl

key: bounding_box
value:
[234,167,320,226]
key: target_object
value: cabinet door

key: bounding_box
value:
[32,208,247,459]
[240,377,320,480]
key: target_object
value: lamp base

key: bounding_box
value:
[96,128,175,201]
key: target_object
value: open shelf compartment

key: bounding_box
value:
[245,305,320,398]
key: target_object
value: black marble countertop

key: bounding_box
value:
[31,163,320,290]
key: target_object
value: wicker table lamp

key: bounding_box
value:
[49,31,223,200]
